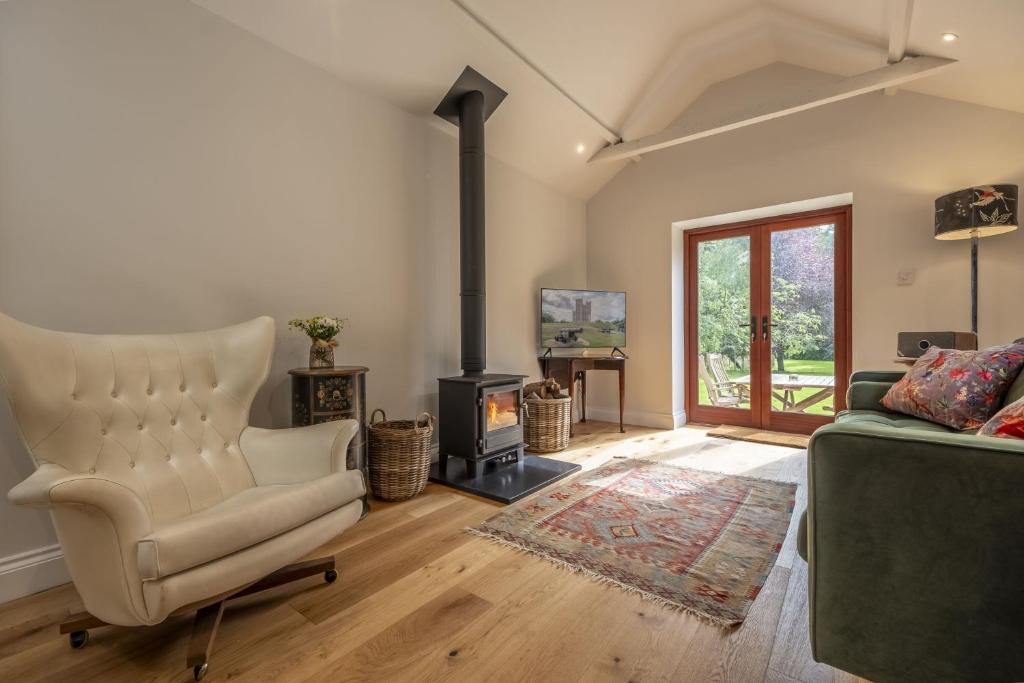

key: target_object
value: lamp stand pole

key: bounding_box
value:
[970,235,978,335]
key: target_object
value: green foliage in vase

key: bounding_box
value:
[288,316,346,341]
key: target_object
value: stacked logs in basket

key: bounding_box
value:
[522,379,572,454]
[367,409,434,501]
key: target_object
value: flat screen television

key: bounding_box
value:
[540,288,626,349]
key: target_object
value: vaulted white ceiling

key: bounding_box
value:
[193,0,1024,199]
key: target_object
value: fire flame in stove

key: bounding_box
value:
[487,397,498,425]
[486,392,519,431]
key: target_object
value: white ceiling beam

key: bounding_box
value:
[618,5,889,141]
[887,0,915,62]
[885,0,916,95]
[618,6,772,141]
[589,55,955,164]
[447,0,620,143]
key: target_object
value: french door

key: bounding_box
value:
[684,206,851,434]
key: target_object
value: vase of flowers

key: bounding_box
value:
[289,316,346,368]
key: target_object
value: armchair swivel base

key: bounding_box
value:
[59,556,339,681]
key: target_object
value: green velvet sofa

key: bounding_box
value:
[797,367,1024,683]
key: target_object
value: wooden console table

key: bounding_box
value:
[538,356,626,435]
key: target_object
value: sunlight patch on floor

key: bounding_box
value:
[561,422,803,483]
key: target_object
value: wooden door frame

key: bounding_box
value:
[684,205,852,435]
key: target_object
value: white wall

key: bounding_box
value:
[585,63,1024,425]
[0,0,584,601]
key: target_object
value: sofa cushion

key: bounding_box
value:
[1004,366,1024,407]
[835,410,958,433]
[978,397,1024,439]
[880,344,1024,430]
[136,469,365,580]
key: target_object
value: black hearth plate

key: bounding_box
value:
[428,456,581,504]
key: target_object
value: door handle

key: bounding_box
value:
[739,315,757,343]
[761,315,770,341]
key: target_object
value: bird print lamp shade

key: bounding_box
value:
[935,184,1018,240]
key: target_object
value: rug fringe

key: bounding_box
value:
[464,526,740,629]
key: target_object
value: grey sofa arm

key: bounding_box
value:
[849,370,907,383]
[845,370,905,413]
[845,381,894,411]
[804,422,1024,682]
[849,370,906,383]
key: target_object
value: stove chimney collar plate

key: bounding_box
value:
[433,66,508,126]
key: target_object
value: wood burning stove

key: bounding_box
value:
[437,374,525,478]
[427,67,580,503]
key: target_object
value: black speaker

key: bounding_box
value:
[897,331,978,359]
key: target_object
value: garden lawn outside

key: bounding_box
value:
[697,358,835,416]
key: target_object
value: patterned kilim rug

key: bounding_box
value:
[468,458,797,626]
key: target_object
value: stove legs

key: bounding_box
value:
[436,448,525,480]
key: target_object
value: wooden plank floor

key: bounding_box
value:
[0,421,868,683]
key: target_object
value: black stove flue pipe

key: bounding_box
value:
[433,67,507,377]
[458,90,486,376]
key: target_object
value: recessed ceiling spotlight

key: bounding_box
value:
[575,143,586,154]
[941,32,958,42]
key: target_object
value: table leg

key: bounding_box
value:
[567,363,576,437]
[580,371,587,423]
[618,367,625,433]
[789,388,834,413]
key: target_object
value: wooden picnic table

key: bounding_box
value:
[733,374,835,413]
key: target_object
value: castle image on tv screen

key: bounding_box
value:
[541,289,626,348]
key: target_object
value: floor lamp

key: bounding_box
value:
[934,184,1018,334]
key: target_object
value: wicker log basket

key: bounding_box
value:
[367,409,434,502]
[523,396,572,453]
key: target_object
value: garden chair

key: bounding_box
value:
[707,353,751,402]
[698,353,746,407]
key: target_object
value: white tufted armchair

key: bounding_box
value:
[0,313,367,680]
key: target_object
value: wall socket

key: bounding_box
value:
[896,270,916,286]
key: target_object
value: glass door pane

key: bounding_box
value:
[696,236,753,410]
[768,225,836,415]
[486,390,520,431]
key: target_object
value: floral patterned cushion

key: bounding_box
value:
[978,397,1024,439]
[881,344,1024,430]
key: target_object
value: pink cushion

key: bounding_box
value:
[978,397,1024,439]
[881,344,1024,430]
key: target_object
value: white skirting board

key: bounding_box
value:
[0,544,69,605]
[581,407,686,430]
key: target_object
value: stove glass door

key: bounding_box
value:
[486,389,520,432]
